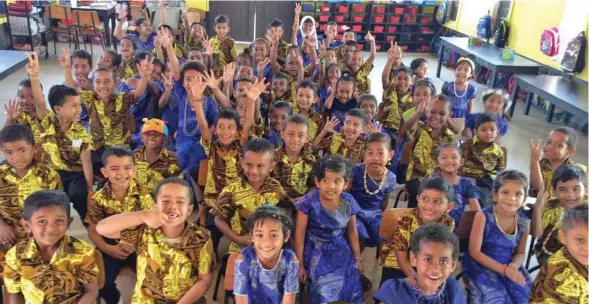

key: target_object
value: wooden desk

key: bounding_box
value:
[70,3,118,51]
[0,50,28,82]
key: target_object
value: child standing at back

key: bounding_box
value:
[462,170,533,303]
[441,57,476,119]
[209,14,237,70]
[530,204,588,303]
[295,155,364,304]
[234,205,299,304]
[464,89,510,139]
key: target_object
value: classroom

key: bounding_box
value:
[0,0,587,303]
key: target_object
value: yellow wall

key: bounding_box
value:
[186,0,209,11]
[445,0,588,81]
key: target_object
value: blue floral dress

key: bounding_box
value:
[374,277,467,304]
[462,206,532,303]
[296,190,364,304]
[126,32,157,53]
[233,247,299,304]
[441,81,476,119]
[350,163,396,247]
[431,173,479,230]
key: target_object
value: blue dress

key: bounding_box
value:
[263,128,283,149]
[466,112,509,137]
[330,97,358,132]
[126,32,157,53]
[350,164,396,247]
[374,277,467,304]
[462,206,532,304]
[234,247,299,304]
[441,81,476,119]
[431,174,479,230]
[296,190,364,304]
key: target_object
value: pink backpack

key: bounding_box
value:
[540,26,560,56]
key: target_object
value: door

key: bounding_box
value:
[253,1,295,41]
[206,1,255,41]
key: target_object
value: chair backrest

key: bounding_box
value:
[197,159,208,187]
[224,253,239,291]
[380,208,414,239]
[455,209,477,239]
[73,10,100,27]
[47,5,73,21]
[130,4,149,22]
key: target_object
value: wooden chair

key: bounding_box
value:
[46,5,77,54]
[222,253,238,304]
[379,208,414,240]
[450,117,467,141]
[454,210,478,281]
[72,10,105,56]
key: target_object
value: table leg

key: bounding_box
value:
[111,13,117,52]
[509,82,520,118]
[489,69,499,88]
[524,92,533,115]
[546,103,556,122]
[436,43,445,78]
[103,11,111,48]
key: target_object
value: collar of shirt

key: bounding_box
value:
[563,247,589,279]
[100,180,142,201]
[135,146,170,165]
[472,135,495,147]
[0,160,39,181]
[20,235,72,264]
[276,146,315,165]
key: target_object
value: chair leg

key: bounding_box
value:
[394,190,404,208]
[212,268,223,301]
[525,236,536,269]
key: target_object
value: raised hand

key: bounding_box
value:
[388,41,401,60]
[140,208,169,229]
[25,52,40,78]
[323,117,340,133]
[257,58,270,75]
[58,48,71,69]
[163,73,173,92]
[76,77,92,90]
[138,57,155,78]
[181,9,187,22]
[222,62,236,84]
[529,139,543,163]
[4,99,21,121]
[246,78,269,101]
[203,69,221,89]
[365,31,374,42]
[367,122,382,133]
[295,2,302,16]
[203,40,213,56]
[417,97,430,114]
[188,76,207,102]
[157,30,172,49]
[119,7,128,20]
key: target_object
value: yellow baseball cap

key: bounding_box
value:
[141,118,168,136]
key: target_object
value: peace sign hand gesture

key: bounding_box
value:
[25,52,40,78]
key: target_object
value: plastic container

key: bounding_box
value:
[420,27,434,34]
[404,15,416,23]
[353,4,365,13]
[375,44,382,51]
[335,14,345,22]
[390,15,401,23]
[422,5,435,14]
[373,16,385,23]
[335,34,343,41]
[338,24,344,32]
[352,24,362,31]
[407,7,418,14]
[336,4,349,13]
[358,43,365,50]
[319,14,330,22]
[319,24,327,31]
[302,4,314,11]
[320,5,331,12]
[386,35,396,42]
[421,16,431,23]
[394,7,405,14]
[352,14,364,22]
[387,26,398,33]
[374,5,385,14]
[401,45,408,51]
[419,45,431,52]
[374,25,384,32]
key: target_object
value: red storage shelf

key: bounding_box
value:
[418,45,431,52]
[338,25,344,32]
[420,27,434,34]
[319,24,327,31]
[318,14,329,22]
[375,44,383,51]
[374,25,384,33]
[358,43,365,50]
[352,25,362,31]
[352,14,364,22]
[407,7,418,14]
[421,16,431,23]
[374,5,385,14]
[352,4,365,13]
[320,5,331,12]
[404,15,416,23]
[386,35,396,42]
[335,14,345,22]
[394,7,405,14]
[373,15,385,23]
[387,26,398,33]
[336,4,349,13]
[390,15,401,23]
[335,34,343,41]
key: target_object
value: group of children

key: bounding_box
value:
[0,4,587,304]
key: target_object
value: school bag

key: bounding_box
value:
[493,19,509,48]
[560,31,586,73]
[477,11,492,39]
[540,26,560,56]
[436,0,449,24]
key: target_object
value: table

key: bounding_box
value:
[70,3,118,51]
[436,37,542,88]
[0,50,28,82]
[509,75,588,122]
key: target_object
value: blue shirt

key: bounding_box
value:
[374,277,467,304]
[441,81,476,119]
[173,80,217,143]
[126,32,157,53]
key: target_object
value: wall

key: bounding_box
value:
[186,0,208,11]
[444,0,588,81]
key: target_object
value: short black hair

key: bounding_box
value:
[135,16,149,28]
[314,155,352,181]
[273,72,289,82]
[157,24,173,35]
[236,77,253,86]
[410,223,459,260]
[104,49,122,66]
[474,113,498,130]
[336,73,356,91]
[268,18,283,28]
[216,109,241,130]
[242,138,275,160]
[418,176,455,203]
[180,61,206,84]
[366,132,392,151]
[552,127,579,149]
[409,58,428,73]
[215,14,229,25]
[359,94,377,108]
[23,190,70,221]
[101,146,135,167]
[0,124,35,146]
[272,101,293,115]
[431,94,452,112]
[346,108,368,126]
[245,204,293,237]
[190,21,204,29]
[155,177,194,205]
[120,37,137,50]
[297,80,318,97]
[343,28,356,36]
[493,169,529,195]
[435,143,461,159]
[134,51,151,62]
[326,21,338,27]
[93,67,114,79]
[237,52,253,65]
[562,204,588,232]
[71,49,93,66]
[394,66,412,77]
[18,78,43,91]
[552,164,587,190]
[413,79,437,96]
[48,84,79,112]
[344,40,358,47]
[283,114,310,131]
[152,57,166,72]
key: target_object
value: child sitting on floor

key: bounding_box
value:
[464,89,510,140]
[530,204,588,303]
[234,205,299,303]
[4,79,40,134]
[441,57,476,119]
[293,81,324,141]
[324,73,358,130]
[359,94,382,134]
[313,109,368,165]
[318,63,341,111]
[374,223,467,304]
[264,101,292,148]
[295,155,364,304]
[119,37,139,80]
[409,58,429,84]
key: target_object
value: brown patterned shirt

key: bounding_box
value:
[209,35,236,69]
[272,147,316,200]
[460,136,505,179]
[133,146,183,194]
[202,137,243,208]
[317,133,367,165]
[407,122,456,181]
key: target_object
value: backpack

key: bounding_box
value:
[436,0,448,24]
[560,31,586,73]
[540,26,560,56]
[477,11,492,39]
[493,19,509,48]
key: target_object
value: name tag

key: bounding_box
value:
[72,140,83,148]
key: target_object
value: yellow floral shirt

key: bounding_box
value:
[277,39,290,60]
[121,58,139,81]
[4,235,99,304]
[407,122,456,181]
[530,248,588,304]
[293,108,323,141]
[381,87,412,130]
[317,133,367,165]
[459,136,505,180]
[133,146,183,194]
[202,137,242,208]
[36,111,92,172]
[210,178,291,254]
[209,35,236,69]
[184,37,205,52]
[350,61,373,95]
[152,44,187,61]
[85,180,153,226]
[272,147,316,200]
[79,90,138,150]
[14,112,41,140]
[380,208,455,269]
[121,222,214,304]
[531,158,588,199]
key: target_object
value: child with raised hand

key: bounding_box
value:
[441,57,476,118]
[462,170,533,303]
[334,29,358,63]
[313,109,368,165]
[154,24,188,62]
[3,79,39,131]
[359,94,382,134]
[380,176,455,286]
[96,178,214,304]
[410,58,429,84]
[234,205,299,304]
[85,146,154,304]
[114,6,157,53]
[183,17,208,51]
[3,190,99,304]
[293,81,324,141]
[529,126,587,199]
[267,17,290,60]
[295,155,364,304]
[381,41,405,92]
[379,66,413,146]
[273,114,316,202]
[264,101,292,148]
[348,31,376,95]
[460,113,506,206]
[211,138,292,255]
[262,72,294,118]
[397,94,456,208]
[251,38,271,80]
[375,223,467,304]
[209,14,237,70]
[350,132,396,250]
[464,89,510,139]
[530,204,588,303]
[432,144,481,230]
[321,21,344,48]
[270,36,306,96]
[531,164,587,265]
[232,78,265,138]
[324,73,357,130]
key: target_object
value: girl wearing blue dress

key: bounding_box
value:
[432,144,481,230]
[464,89,510,140]
[462,170,533,303]
[234,205,299,304]
[295,155,364,304]
[441,57,476,119]
[114,8,159,53]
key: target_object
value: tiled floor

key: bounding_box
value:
[0,42,587,303]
